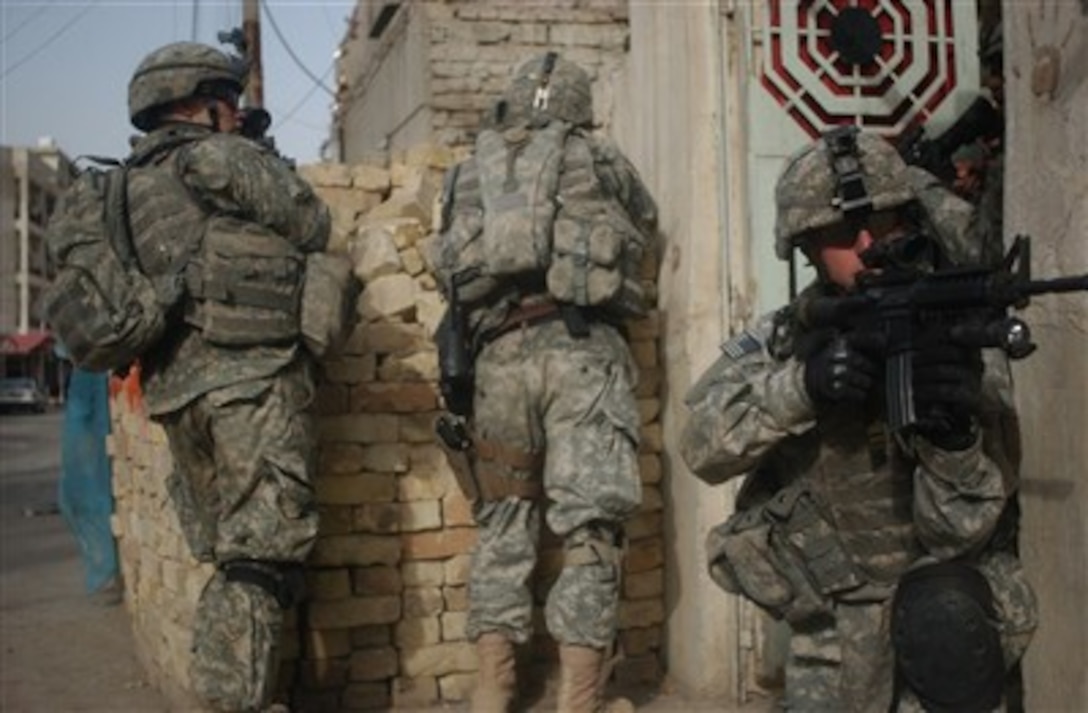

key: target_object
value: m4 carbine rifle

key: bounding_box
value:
[801,235,1088,435]
[896,96,1003,182]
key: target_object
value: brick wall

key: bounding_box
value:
[109,145,665,710]
[336,0,630,159]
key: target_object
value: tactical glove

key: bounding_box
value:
[803,331,884,407]
[912,343,983,450]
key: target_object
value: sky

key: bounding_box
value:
[1,1,355,165]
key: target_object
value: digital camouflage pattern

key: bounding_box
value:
[503,53,594,127]
[162,361,317,711]
[465,319,641,648]
[190,573,283,713]
[682,312,1037,710]
[435,125,658,323]
[128,42,243,131]
[129,124,330,416]
[123,74,329,712]
[683,130,1035,710]
[774,132,915,259]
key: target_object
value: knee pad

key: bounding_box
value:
[892,561,1004,711]
[221,559,307,609]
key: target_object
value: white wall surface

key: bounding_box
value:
[1004,3,1088,710]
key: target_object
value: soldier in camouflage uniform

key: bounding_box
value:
[434,54,658,713]
[124,42,331,712]
[680,128,1036,712]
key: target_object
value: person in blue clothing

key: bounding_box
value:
[56,344,121,605]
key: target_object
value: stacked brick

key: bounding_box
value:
[425,1,630,146]
[337,0,630,154]
[107,143,665,710]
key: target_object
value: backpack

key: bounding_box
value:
[437,119,650,318]
[42,158,183,372]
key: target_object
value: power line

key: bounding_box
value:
[275,61,335,130]
[261,0,334,98]
[1,3,95,81]
[3,0,55,44]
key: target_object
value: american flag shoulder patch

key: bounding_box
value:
[721,331,761,360]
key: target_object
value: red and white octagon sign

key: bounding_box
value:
[760,0,972,138]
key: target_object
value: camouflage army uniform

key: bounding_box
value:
[460,131,657,648]
[435,52,659,711]
[680,129,1036,712]
[125,43,331,713]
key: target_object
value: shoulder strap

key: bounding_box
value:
[111,135,201,273]
[104,167,138,271]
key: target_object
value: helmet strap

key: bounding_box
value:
[788,250,798,300]
[206,98,222,133]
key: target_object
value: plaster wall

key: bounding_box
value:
[617,2,743,701]
[1003,3,1088,709]
[339,3,432,162]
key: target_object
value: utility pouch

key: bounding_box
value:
[768,487,864,596]
[706,484,838,623]
[300,251,360,358]
[189,217,304,347]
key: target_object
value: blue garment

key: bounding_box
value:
[57,368,119,594]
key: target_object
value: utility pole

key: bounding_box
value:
[242,0,263,109]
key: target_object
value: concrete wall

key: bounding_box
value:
[108,149,668,710]
[338,3,432,162]
[1003,3,1088,710]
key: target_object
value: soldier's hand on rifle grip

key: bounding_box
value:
[912,343,983,451]
[803,331,885,407]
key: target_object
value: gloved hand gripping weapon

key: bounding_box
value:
[800,235,1088,436]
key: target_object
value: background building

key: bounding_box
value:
[0,139,74,392]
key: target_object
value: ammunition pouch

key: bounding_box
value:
[188,217,303,346]
[706,483,861,623]
[300,251,360,358]
[892,560,1005,712]
[221,559,307,609]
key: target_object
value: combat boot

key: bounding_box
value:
[556,645,634,713]
[471,632,517,713]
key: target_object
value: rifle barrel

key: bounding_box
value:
[1023,274,1088,296]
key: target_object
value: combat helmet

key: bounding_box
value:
[128,42,244,131]
[774,127,915,260]
[502,52,593,127]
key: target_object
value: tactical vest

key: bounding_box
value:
[186,216,305,347]
[436,121,651,319]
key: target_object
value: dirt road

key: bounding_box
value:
[0,411,170,712]
[0,411,771,713]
